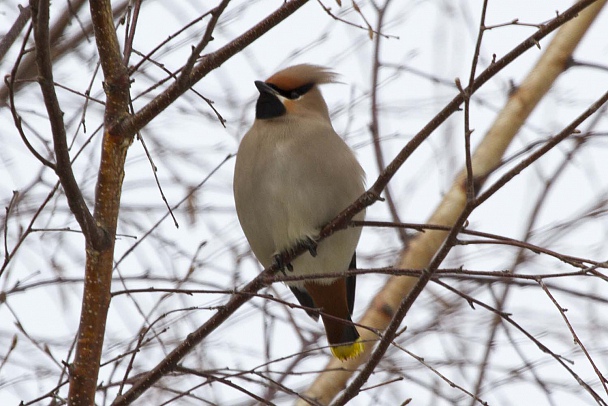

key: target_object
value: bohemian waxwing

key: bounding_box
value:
[233,64,365,360]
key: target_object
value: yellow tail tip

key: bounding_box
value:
[330,338,364,361]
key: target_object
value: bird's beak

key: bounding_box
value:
[254,80,287,119]
[254,81,277,96]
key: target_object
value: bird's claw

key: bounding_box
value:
[273,237,318,274]
[273,254,294,275]
[299,236,318,257]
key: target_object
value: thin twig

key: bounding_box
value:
[122,0,142,66]
[476,91,608,206]
[5,22,56,170]
[135,132,179,227]
[463,0,489,200]
[110,0,310,137]
[2,192,19,270]
[0,182,59,277]
[537,279,608,396]
[113,154,233,270]
[436,279,608,405]
[127,10,214,75]
[0,4,31,62]
[176,0,231,86]
[175,366,275,405]
[129,48,226,125]
[315,0,397,39]
[368,0,408,245]
[395,344,489,405]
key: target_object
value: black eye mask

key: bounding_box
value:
[268,83,314,99]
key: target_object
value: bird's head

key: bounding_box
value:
[254,64,338,121]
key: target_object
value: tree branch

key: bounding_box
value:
[67,0,133,404]
[368,0,408,245]
[109,0,310,137]
[89,0,131,129]
[5,22,56,170]
[299,0,607,404]
[30,0,107,249]
[0,0,89,104]
[0,4,31,62]
[176,0,231,85]
[333,88,608,406]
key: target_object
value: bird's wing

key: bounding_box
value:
[289,286,320,321]
[346,254,357,316]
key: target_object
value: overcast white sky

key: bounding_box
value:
[1,1,608,405]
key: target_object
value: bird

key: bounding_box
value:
[233,64,366,361]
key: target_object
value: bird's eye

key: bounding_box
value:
[267,83,281,93]
[288,83,314,99]
[267,82,314,100]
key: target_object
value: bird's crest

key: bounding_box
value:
[265,64,338,91]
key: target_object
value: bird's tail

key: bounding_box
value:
[303,279,365,361]
[330,337,364,361]
[324,314,364,361]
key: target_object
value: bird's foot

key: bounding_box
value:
[296,236,318,257]
[272,237,318,275]
[273,253,294,275]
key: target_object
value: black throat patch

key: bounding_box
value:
[256,92,286,119]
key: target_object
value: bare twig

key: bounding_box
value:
[395,344,489,405]
[315,0,397,39]
[176,0,231,85]
[5,23,56,170]
[113,155,233,269]
[122,0,142,66]
[175,366,274,405]
[109,0,310,137]
[0,181,59,277]
[136,132,179,228]
[0,4,31,61]
[0,0,90,104]
[30,0,106,248]
[2,192,19,270]
[476,92,608,206]
[368,0,408,245]
[537,279,608,396]
[463,0,489,200]
[127,10,214,75]
[438,279,608,404]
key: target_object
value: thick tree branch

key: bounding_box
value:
[89,0,131,129]
[67,0,133,405]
